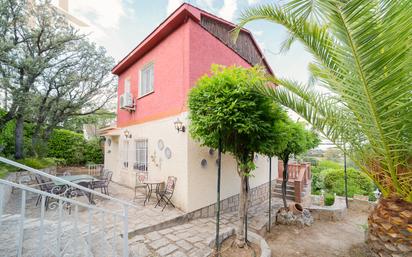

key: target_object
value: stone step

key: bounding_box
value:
[273,192,295,201]
[273,188,295,196]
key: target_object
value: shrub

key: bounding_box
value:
[311,160,343,194]
[323,168,375,197]
[47,129,86,165]
[17,158,57,169]
[324,193,335,206]
[84,138,104,164]
[0,166,9,178]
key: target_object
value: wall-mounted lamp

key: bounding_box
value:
[123,129,132,138]
[174,118,185,133]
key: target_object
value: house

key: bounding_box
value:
[102,3,279,213]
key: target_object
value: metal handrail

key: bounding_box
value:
[0,157,136,208]
[0,179,124,217]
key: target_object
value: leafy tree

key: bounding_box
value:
[268,120,319,207]
[0,0,115,158]
[235,0,412,255]
[188,65,287,247]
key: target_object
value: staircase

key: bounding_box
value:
[0,157,133,257]
[275,161,312,203]
[273,179,310,202]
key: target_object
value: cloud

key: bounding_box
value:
[218,0,238,22]
[69,0,127,30]
[167,0,184,15]
[247,0,260,5]
[254,30,263,36]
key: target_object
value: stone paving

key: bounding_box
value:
[2,176,286,257]
[129,198,284,257]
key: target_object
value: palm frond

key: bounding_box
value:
[236,0,412,200]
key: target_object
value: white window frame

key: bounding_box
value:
[134,139,148,171]
[139,62,154,98]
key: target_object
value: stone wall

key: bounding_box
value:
[188,179,277,219]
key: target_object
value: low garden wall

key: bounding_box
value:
[309,195,376,221]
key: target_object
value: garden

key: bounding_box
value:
[311,160,377,205]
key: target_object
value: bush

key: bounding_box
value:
[312,160,342,194]
[17,158,57,169]
[47,129,86,165]
[84,138,104,164]
[324,193,335,206]
[322,168,375,197]
[0,166,9,178]
[47,129,103,165]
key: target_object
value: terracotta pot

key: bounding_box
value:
[289,203,303,215]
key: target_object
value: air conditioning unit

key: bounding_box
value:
[119,93,135,110]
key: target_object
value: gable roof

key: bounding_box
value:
[112,3,273,75]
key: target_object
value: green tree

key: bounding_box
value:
[188,65,287,247]
[268,120,319,207]
[0,0,115,158]
[235,0,412,255]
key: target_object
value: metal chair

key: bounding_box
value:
[91,170,113,195]
[155,176,177,211]
[134,172,148,201]
[34,175,66,210]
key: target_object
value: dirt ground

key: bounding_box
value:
[267,209,375,257]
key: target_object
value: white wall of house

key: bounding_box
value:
[186,135,278,212]
[104,112,278,213]
[105,113,189,211]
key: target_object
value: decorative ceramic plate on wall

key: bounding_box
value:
[201,159,207,168]
[157,139,164,151]
[164,147,172,159]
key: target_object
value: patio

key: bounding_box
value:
[1,170,287,257]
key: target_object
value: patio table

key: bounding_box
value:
[143,179,164,205]
[53,175,97,204]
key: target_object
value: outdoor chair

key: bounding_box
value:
[134,172,148,201]
[91,170,113,195]
[34,175,65,210]
[155,176,177,211]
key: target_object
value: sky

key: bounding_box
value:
[50,0,332,148]
[59,0,314,84]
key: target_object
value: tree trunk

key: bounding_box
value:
[236,173,250,247]
[14,113,24,159]
[281,157,289,208]
[367,196,412,256]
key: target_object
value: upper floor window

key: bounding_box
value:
[139,63,154,97]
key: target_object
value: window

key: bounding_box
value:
[134,139,148,171]
[124,78,131,93]
[122,140,129,168]
[139,63,154,97]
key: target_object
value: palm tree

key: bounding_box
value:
[234,0,412,256]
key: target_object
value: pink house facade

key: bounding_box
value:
[102,4,278,213]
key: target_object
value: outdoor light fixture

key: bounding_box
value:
[123,129,132,138]
[174,118,185,133]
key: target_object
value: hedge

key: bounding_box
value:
[47,129,103,165]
